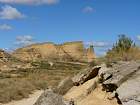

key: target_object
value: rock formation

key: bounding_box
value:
[0,49,17,71]
[72,66,101,86]
[34,64,120,105]
[12,41,96,62]
[0,49,11,62]
[99,61,140,105]
[86,45,96,62]
[0,49,32,71]
[64,77,98,103]
[34,61,140,105]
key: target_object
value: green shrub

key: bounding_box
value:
[105,35,139,62]
[112,34,135,52]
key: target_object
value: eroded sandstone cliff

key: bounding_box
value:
[12,41,96,62]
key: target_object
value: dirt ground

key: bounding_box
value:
[77,86,119,105]
[1,90,43,105]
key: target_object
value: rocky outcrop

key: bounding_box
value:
[34,65,101,105]
[0,49,18,71]
[99,61,140,105]
[86,45,95,62]
[0,49,32,71]
[34,64,121,105]
[34,61,140,105]
[0,49,11,63]
[64,78,98,103]
[72,66,101,86]
[12,41,96,62]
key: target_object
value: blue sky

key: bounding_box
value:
[0,0,140,56]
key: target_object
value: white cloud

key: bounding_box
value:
[93,41,110,47]
[15,35,34,47]
[96,50,107,57]
[0,0,59,5]
[137,35,140,40]
[85,41,110,47]
[0,24,12,30]
[83,6,94,13]
[0,5,25,20]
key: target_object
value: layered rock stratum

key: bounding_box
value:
[12,41,95,62]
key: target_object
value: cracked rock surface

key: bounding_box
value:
[99,61,140,105]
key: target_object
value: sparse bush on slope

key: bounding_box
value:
[76,35,140,67]
[105,34,140,62]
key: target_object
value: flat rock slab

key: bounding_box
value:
[72,66,101,86]
[116,70,140,105]
[100,61,140,105]
[103,61,140,87]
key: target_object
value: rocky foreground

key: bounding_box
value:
[34,61,140,105]
[101,61,140,105]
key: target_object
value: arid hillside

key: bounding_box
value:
[0,49,29,71]
[12,41,95,62]
[33,61,140,105]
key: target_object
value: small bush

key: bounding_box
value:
[105,35,140,62]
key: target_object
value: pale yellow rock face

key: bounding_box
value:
[0,51,4,58]
[12,41,96,62]
[64,79,119,105]
[0,49,10,67]
[77,87,118,105]
[64,78,98,102]
[86,45,96,62]
[62,42,84,61]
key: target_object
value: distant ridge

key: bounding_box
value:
[12,41,96,62]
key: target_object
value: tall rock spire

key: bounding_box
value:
[86,45,96,62]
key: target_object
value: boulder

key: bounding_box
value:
[72,66,101,86]
[34,89,67,105]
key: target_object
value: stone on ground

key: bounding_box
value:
[34,89,67,105]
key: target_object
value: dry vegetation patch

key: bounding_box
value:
[0,61,87,103]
